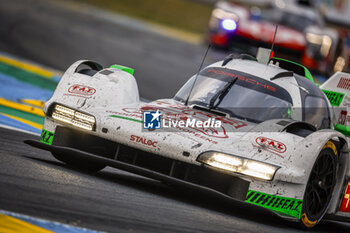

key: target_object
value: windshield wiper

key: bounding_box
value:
[209,77,238,109]
[192,104,227,116]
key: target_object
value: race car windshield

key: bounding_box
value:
[262,10,321,31]
[174,68,293,123]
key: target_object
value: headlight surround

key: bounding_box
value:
[212,8,239,21]
[209,8,239,30]
[306,33,332,57]
[51,104,96,131]
[197,151,279,181]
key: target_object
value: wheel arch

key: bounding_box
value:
[300,130,347,182]
[43,60,140,113]
[297,130,349,226]
[326,136,350,215]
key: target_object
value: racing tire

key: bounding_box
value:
[299,140,338,228]
[52,152,106,172]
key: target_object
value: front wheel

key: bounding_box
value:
[52,152,106,172]
[300,141,338,228]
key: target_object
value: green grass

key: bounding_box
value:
[76,0,213,34]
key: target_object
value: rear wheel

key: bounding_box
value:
[52,152,106,172]
[300,141,338,228]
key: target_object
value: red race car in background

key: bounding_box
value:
[207,0,349,76]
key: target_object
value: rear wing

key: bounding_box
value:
[320,72,350,136]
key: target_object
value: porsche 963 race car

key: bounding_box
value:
[25,50,350,228]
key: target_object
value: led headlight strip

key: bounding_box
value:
[52,104,96,131]
[197,151,279,181]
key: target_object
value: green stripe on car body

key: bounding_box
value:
[245,190,303,219]
[108,115,143,123]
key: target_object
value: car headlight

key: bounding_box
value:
[221,19,237,31]
[306,33,332,57]
[52,104,96,131]
[197,151,279,181]
[209,8,239,30]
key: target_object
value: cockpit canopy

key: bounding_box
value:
[174,66,330,129]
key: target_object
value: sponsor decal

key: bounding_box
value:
[256,137,286,153]
[245,190,303,219]
[337,77,350,91]
[68,84,96,96]
[207,69,276,92]
[340,179,350,212]
[130,135,157,148]
[201,67,293,103]
[40,129,54,145]
[322,89,344,107]
[338,110,347,125]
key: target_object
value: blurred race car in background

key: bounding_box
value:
[207,0,349,76]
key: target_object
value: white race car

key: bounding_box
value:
[25,51,350,228]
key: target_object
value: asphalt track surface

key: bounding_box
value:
[1,128,350,233]
[1,0,350,232]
